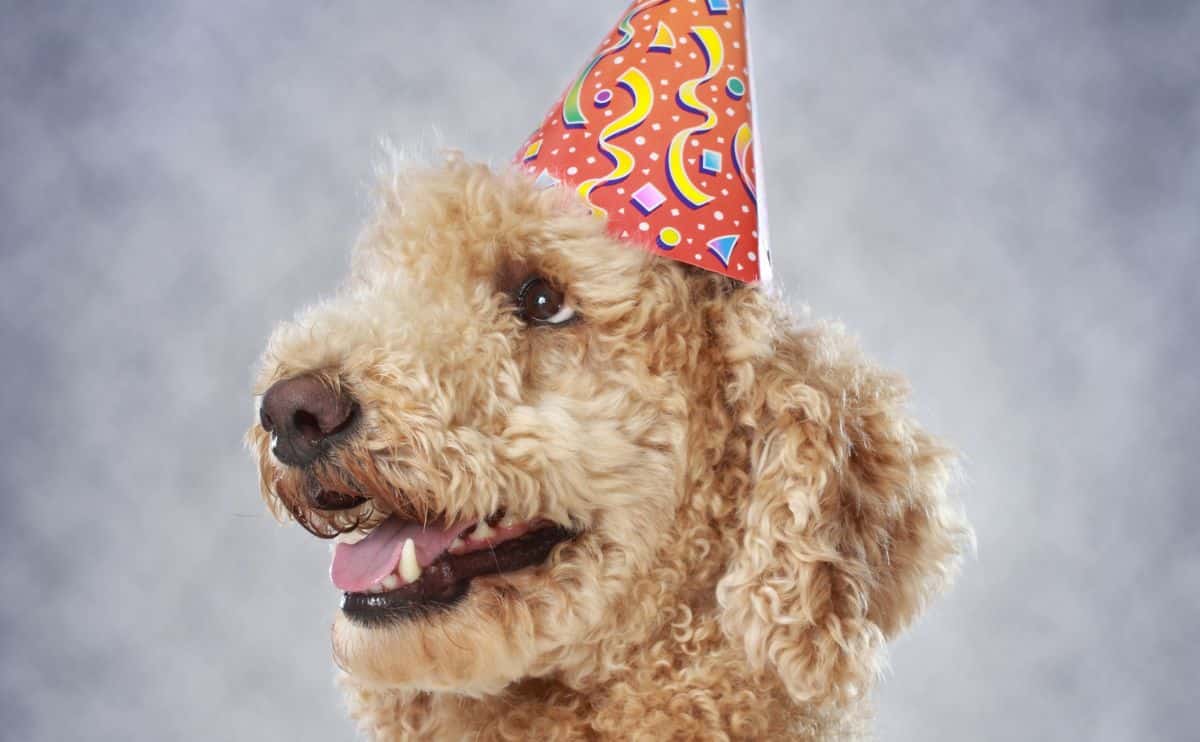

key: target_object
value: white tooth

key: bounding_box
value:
[400,538,421,583]
[369,583,384,594]
[449,537,466,552]
[498,515,519,529]
[382,574,399,591]
[472,520,494,541]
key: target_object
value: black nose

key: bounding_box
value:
[259,375,359,467]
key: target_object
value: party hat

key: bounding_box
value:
[516,0,770,284]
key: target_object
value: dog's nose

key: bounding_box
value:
[259,375,359,467]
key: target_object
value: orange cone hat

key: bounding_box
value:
[516,0,770,283]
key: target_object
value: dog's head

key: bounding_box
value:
[248,155,969,705]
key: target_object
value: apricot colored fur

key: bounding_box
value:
[248,154,971,740]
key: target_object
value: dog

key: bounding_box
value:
[248,153,971,740]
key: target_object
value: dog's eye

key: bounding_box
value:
[515,276,576,325]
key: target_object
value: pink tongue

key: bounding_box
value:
[330,515,471,592]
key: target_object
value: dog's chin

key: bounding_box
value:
[331,568,566,693]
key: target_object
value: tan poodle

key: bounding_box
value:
[248,153,971,740]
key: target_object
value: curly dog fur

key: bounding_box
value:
[248,153,970,740]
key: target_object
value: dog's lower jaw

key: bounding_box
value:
[329,505,860,739]
[331,591,543,695]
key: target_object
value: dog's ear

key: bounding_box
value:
[715,313,970,707]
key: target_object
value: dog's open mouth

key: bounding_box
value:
[332,510,574,624]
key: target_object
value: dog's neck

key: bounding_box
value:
[341,606,861,740]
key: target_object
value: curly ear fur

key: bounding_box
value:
[715,299,971,708]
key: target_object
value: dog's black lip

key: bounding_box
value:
[340,525,575,626]
[311,491,369,511]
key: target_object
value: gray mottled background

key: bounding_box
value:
[1,1,1197,739]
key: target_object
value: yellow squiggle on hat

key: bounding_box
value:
[576,68,655,218]
[666,26,724,208]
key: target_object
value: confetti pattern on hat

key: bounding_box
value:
[516,0,770,284]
